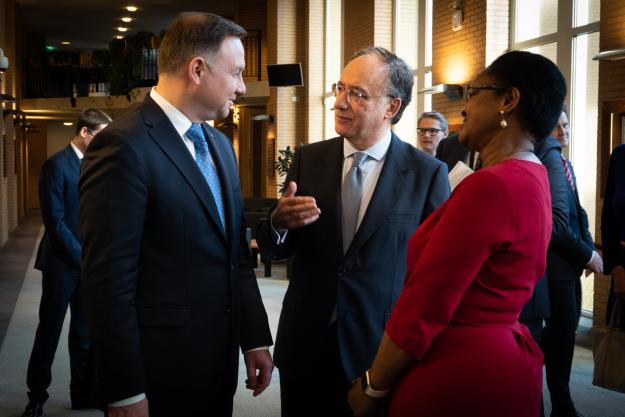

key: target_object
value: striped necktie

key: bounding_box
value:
[561,155,575,191]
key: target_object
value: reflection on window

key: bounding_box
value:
[515,0,558,42]
[574,0,600,26]
[522,42,558,64]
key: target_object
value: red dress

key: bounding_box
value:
[386,159,551,417]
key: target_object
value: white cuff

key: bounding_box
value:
[109,393,146,407]
[270,217,288,244]
[244,346,270,353]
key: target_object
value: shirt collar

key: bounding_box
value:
[150,87,193,137]
[70,142,83,160]
[343,129,392,162]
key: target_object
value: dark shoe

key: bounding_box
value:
[21,402,43,417]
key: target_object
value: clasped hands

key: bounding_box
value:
[272,181,321,233]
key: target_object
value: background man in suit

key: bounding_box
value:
[417,111,448,156]
[257,47,450,417]
[79,13,273,417]
[22,108,111,417]
[435,133,481,171]
[542,107,602,417]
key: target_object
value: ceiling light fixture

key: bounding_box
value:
[63,122,73,126]
[418,84,464,100]
[116,27,129,32]
[61,41,71,45]
[593,49,625,61]
[121,17,133,23]
[126,5,138,12]
[115,35,125,40]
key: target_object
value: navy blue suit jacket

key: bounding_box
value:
[548,158,595,281]
[35,145,82,275]
[79,96,272,410]
[257,134,450,381]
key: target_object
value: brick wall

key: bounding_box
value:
[343,0,375,63]
[431,0,487,127]
[307,0,324,145]
[236,0,268,81]
[593,0,625,326]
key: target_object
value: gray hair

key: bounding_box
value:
[352,47,413,124]
[157,12,247,74]
[418,111,448,132]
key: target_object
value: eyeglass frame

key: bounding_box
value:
[417,127,445,136]
[465,84,509,102]
[331,82,392,105]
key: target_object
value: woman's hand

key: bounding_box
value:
[348,378,384,417]
[612,264,625,299]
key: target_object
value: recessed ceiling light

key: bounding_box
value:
[61,41,71,45]
[121,16,133,23]
[63,122,73,126]
[45,45,56,52]
[116,27,129,32]
[115,35,125,40]
[126,5,138,12]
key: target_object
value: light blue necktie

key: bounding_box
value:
[341,151,369,253]
[186,123,225,228]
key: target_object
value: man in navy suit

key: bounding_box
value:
[22,108,112,417]
[257,47,450,417]
[79,13,273,417]
[541,107,602,417]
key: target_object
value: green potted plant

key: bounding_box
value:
[274,145,294,193]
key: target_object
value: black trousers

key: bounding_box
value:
[279,323,354,417]
[26,272,92,404]
[542,279,581,415]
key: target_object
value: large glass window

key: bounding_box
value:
[574,0,600,27]
[571,31,599,311]
[515,0,558,42]
[522,42,558,64]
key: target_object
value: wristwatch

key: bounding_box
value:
[361,369,389,398]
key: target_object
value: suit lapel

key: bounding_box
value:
[64,145,80,176]
[346,134,407,257]
[319,138,345,260]
[141,97,226,240]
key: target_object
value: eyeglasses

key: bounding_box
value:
[331,82,388,104]
[465,84,509,102]
[417,128,443,136]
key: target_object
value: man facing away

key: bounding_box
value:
[79,12,273,417]
[23,108,111,417]
[257,47,450,417]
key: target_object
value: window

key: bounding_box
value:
[515,0,558,42]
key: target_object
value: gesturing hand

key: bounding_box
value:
[271,181,321,233]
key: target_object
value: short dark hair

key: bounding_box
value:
[157,12,247,74]
[484,50,566,141]
[352,47,414,124]
[75,108,112,135]
[418,111,448,131]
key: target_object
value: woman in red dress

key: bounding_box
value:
[348,51,567,417]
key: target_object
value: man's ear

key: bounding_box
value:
[385,97,402,120]
[188,57,205,85]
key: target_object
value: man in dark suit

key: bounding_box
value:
[79,13,273,417]
[257,47,450,417]
[22,108,112,417]
[435,133,481,171]
[542,108,602,417]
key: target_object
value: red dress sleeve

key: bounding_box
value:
[386,171,517,359]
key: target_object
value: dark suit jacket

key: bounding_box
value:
[257,134,450,381]
[601,144,625,328]
[548,158,595,281]
[35,145,82,275]
[435,133,468,171]
[79,96,272,413]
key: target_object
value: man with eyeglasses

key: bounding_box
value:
[417,111,449,156]
[22,108,111,417]
[257,47,449,417]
